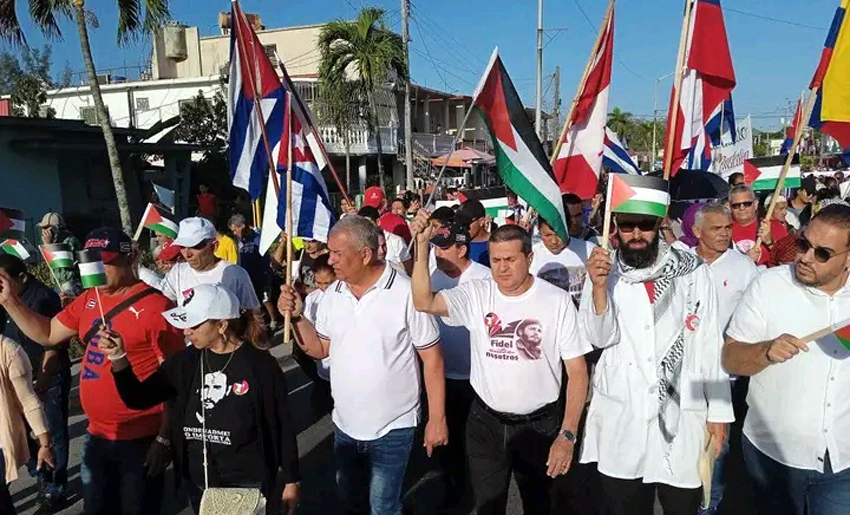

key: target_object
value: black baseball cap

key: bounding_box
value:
[455,199,486,225]
[430,223,471,249]
[84,227,133,264]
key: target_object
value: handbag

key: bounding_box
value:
[198,352,266,515]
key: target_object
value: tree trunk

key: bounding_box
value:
[367,89,385,191]
[73,0,134,234]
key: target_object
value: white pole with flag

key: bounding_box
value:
[284,91,294,346]
[663,0,695,180]
[133,203,153,242]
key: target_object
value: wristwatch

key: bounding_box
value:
[561,429,577,444]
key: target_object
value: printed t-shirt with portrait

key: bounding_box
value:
[56,283,184,440]
[441,277,591,415]
[431,261,492,381]
[160,261,261,309]
[529,238,596,307]
[184,345,264,488]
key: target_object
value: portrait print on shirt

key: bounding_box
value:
[184,358,254,448]
[484,313,544,361]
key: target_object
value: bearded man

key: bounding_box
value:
[578,176,734,515]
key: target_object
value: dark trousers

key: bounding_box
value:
[435,378,474,502]
[0,451,15,515]
[80,434,164,515]
[27,370,71,499]
[599,474,701,515]
[466,398,562,515]
[743,436,850,515]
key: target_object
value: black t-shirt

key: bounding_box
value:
[297,251,327,290]
[184,345,264,488]
[2,278,65,371]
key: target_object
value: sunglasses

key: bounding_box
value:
[795,236,850,263]
[730,201,755,210]
[616,218,659,233]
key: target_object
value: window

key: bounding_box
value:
[80,106,98,125]
[135,97,150,111]
[263,44,278,66]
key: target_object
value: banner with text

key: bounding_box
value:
[711,116,753,179]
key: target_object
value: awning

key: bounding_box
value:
[431,146,495,168]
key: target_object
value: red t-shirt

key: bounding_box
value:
[197,193,218,218]
[731,220,787,266]
[57,283,184,440]
[380,212,412,243]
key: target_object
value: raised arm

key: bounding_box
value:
[410,209,449,317]
[0,271,75,347]
[578,248,619,349]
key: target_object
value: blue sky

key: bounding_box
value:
[9,0,840,130]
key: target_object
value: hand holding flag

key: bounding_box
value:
[1,239,30,261]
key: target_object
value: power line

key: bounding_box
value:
[724,7,827,32]
[411,17,453,92]
[571,0,650,81]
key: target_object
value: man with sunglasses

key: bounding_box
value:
[158,217,261,311]
[579,178,733,515]
[723,203,850,515]
[729,185,779,265]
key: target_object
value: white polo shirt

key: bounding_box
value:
[431,261,491,380]
[441,277,590,414]
[705,248,759,331]
[727,266,850,473]
[315,265,440,441]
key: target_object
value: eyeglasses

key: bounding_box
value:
[730,201,755,210]
[795,236,850,263]
[616,218,659,233]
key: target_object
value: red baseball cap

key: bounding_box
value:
[156,240,182,262]
[363,187,385,209]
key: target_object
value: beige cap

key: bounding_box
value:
[38,212,64,228]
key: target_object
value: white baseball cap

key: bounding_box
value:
[162,284,241,329]
[172,217,217,248]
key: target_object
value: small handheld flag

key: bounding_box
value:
[608,175,670,218]
[834,321,850,351]
[0,239,29,261]
[41,244,74,271]
[135,203,179,241]
[77,250,107,289]
[0,208,25,240]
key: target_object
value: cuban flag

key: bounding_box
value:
[603,128,641,175]
[781,98,803,155]
[809,0,850,150]
[227,1,286,200]
[664,0,736,176]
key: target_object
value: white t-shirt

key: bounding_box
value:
[529,238,596,306]
[706,249,759,331]
[431,261,492,380]
[384,230,411,268]
[160,261,261,309]
[315,265,440,440]
[303,288,330,381]
[441,277,590,414]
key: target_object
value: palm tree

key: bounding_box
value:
[316,78,361,192]
[318,6,407,191]
[607,107,634,140]
[0,0,170,234]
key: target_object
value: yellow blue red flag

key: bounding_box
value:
[809,0,850,147]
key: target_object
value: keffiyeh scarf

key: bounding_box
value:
[616,241,701,444]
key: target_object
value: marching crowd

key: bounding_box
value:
[0,174,847,515]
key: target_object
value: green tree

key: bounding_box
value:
[0,0,171,234]
[0,45,56,118]
[318,6,407,191]
[174,90,228,153]
[607,107,634,141]
[316,78,362,191]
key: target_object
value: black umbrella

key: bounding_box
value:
[669,169,730,201]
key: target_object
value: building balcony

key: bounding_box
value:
[319,125,398,156]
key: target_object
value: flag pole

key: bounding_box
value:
[663,0,695,180]
[233,1,282,205]
[600,175,615,250]
[550,0,616,166]
[38,247,62,290]
[284,91,295,346]
[133,203,152,242]
[755,88,818,250]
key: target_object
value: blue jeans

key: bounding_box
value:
[743,436,850,515]
[334,426,415,515]
[27,370,71,499]
[698,432,730,515]
[80,434,164,515]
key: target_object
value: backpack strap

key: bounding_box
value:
[81,287,158,344]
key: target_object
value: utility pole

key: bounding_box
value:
[552,66,561,133]
[402,0,414,191]
[535,0,543,138]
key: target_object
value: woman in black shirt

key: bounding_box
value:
[97,283,300,514]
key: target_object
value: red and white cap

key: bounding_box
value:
[162,284,241,329]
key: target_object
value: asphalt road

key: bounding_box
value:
[10,343,753,515]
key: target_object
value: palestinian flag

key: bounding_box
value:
[471,48,568,239]
[743,159,801,191]
[0,208,25,240]
[137,203,178,239]
[607,175,670,218]
[0,239,29,261]
[77,249,107,289]
[40,243,74,270]
[832,319,850,351]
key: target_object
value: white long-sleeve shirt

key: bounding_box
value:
[578,262,734,488]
